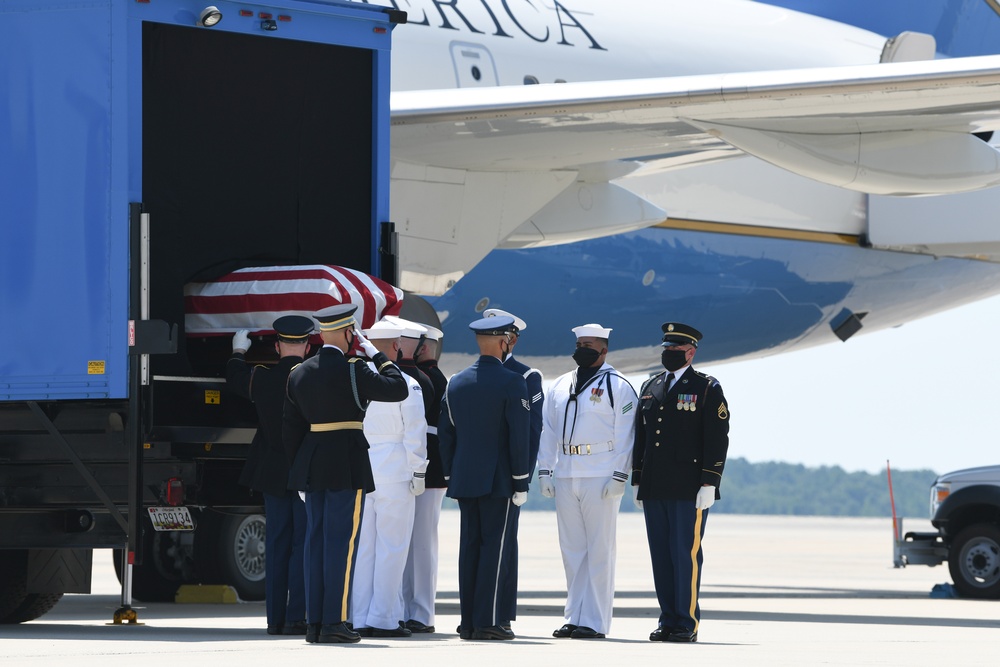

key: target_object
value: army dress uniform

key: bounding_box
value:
[225,315,313,635]
[404,324,449,631]
[536,325,636,638]
[352,320,428,635]
[283,305,408,641]
[632,323,730,642]
[438,316,531,639]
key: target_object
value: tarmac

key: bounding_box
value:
[4,512,1000,665]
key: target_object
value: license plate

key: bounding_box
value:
[147,506,195,531]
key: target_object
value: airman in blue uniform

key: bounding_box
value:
[226,315,313,636]
[483,308,543,629]
[632,322,730,644]
[438,315,531,640]
[283,304,408,644]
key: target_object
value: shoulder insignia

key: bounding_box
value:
[348,357,362,364]
[290,362,303,372]
[521,398,530,411]
[621,401,633,415]
[718,403,729,420]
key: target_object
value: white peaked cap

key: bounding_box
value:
[421,323,444,341]
[382,315,428,339]
[483,308,527,332]
[571,323,612,339]
[364,319,404,340]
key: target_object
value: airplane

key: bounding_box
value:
[356,0,1000,374]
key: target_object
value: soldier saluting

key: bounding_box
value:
[283,303,408,645]
[632,322,730,644]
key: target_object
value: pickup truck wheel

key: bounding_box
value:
[948,523,1000,599]
[219,513,267,601]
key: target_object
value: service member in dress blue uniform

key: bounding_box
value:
[226,315,313,636]
[351,319,427,638]
[403,323,448,633]
[483,308,543,629]
[438,315,531,641]
[536,323,637,640]
[283,304,408,644]
[632,322,730,644]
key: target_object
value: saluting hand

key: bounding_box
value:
[353,328,380,358]
[232,329,251,353]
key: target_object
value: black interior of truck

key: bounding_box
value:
[142,22,375,377]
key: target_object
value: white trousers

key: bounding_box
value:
[554,476,621,635]
[402,487,446,625]
[351,479,415,630]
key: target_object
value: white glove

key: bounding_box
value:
[602,478,626,499]
[632,484,643,510]
[512,491,527,507]
[539,476,555,498]
[354,328,379,358]
[410,474,426,497]
[232,329,251,353]
[696,485,716,510]
[297,491,306,503]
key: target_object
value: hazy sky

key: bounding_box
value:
[689,293,1000,476]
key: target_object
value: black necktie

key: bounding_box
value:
[665,373,675,391]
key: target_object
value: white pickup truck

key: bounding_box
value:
[894,465,1000,598]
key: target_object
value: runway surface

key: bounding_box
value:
[4,512,999,665]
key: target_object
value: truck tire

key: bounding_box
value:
[0,550,29,621]
[948,523,1000,599]
[0,550,64,623]
[219,513,267,601]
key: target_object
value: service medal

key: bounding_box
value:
[690,395,697,412]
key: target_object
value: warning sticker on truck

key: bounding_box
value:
[87,361,106,374]
[205,389,221,405]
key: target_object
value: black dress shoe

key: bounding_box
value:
[457,624,472,640]
[317,622,361,644]
[371,623,412,637]
[472,625,515,640]
[267,625,281,636]
[354,627,374,638]
[552,623,578,638]
[649,627,673,642]
[305,623,321,643]
[282,620,308,635]
[570,626,605,639]
[404,620,435,633]
[666,629,698,643]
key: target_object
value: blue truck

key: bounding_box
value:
[0,0,404,622]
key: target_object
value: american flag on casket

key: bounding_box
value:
[183,265,404,337]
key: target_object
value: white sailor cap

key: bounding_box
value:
[483,308,527,332]
[363,319,404,340]
[381,315,428,339]
[420,323,444,341]
[571,323,612,339]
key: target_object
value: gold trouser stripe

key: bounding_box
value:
[342,489,363,619]
[689,509,704,633]
[310,421,364,432]
[654,218,859,246]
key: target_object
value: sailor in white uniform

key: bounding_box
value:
[536,323,637,639]
[351,320,428,637]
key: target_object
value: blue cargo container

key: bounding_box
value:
[0,0,402,622]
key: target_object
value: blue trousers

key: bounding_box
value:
[263,491,306,627]
[457,496,518,630]
[643,498,708,633]
[304,488,365,625]
[501,504,520,622]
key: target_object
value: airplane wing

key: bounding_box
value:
[391,55,1000,293]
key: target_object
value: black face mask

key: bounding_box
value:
[661,348,688,372]
[346,331,356,351]
[572,347,600,368]
[397,348,404,363]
